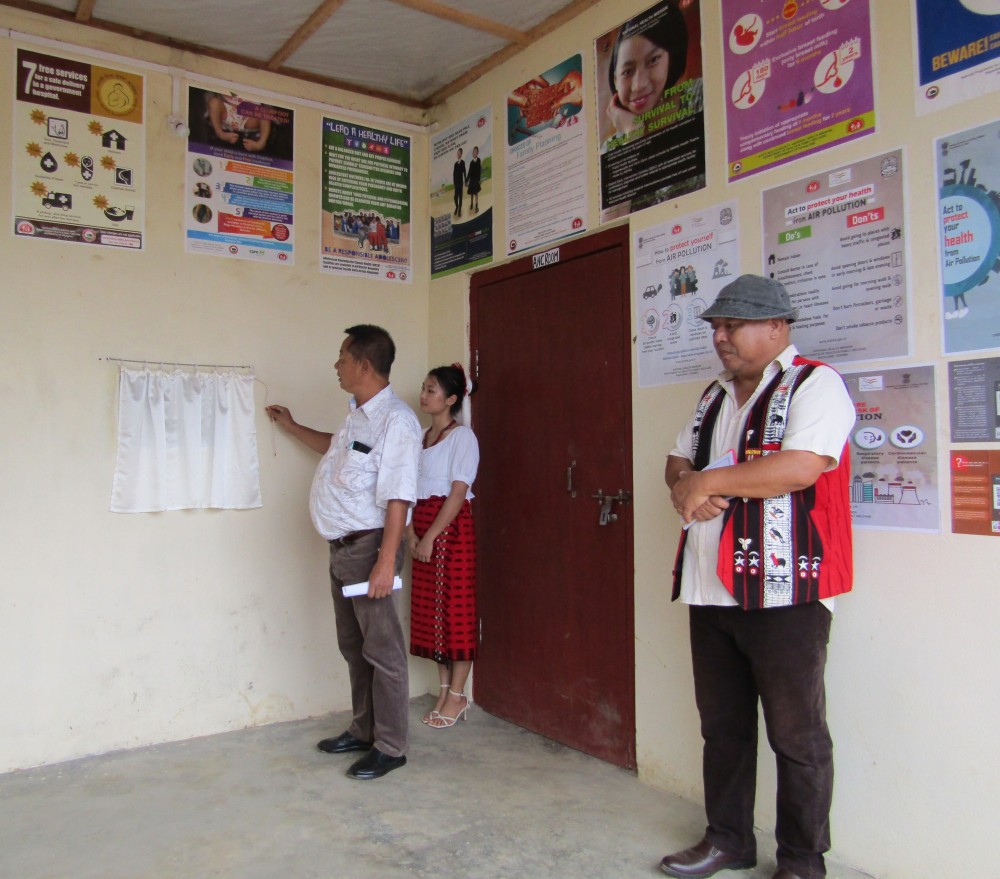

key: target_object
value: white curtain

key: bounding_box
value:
[111,367,262,513]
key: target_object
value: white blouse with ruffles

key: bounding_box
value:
[417,424,479,501]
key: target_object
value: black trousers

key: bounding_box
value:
[689,602,833,879]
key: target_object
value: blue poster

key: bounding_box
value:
[914,0,1000,112]
[936,121,1000,354]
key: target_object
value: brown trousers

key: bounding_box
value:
[328,529,408,757]
[689,602,833,879]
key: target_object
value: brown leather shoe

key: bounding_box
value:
[659,839,756,878]
[771,870,806,879]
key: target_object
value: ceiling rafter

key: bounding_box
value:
[428,0,602,106]
[0,0,602,113]
[73,0,94,23]
[266,0,348,71]
[383,0,530,46]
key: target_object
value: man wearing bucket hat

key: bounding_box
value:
[661,275,855,879]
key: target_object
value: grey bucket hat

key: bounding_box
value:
[700,274,798,323]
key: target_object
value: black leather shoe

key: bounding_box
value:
[660,839,756,878]
[317,731,373,754]
[346,747,406,780]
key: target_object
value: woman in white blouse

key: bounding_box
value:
[407,364,480,729]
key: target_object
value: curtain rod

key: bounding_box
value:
[102,356,253,370]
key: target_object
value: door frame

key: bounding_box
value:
[469,224,635,767]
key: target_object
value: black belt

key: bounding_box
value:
[328,528,379,547]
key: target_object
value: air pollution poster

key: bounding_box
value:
[843,365,940,532]
[913,0,1000,113]
[595,0,705,222]
[935,121,1000,354]
[723,0,875,181]
[184,87,294,264]
[321,119,412,282]
[13,48,144,250]
[633,201,740,388]
[761,149,910,365]
[505,54,588,257]
[431,107,493,279]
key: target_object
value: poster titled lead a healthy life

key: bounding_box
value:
[321,119,411,282]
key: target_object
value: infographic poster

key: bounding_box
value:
[723,0,875,181]
[935,121,1000,354]
[948,356,1000,441]
[505,54,588,256]
[843,365,939,532]
[914,0,1000,113]
[633,201,740,388]
[595,0,705,222]
[950,449,1000,535]
[184,86,294,263]
[431,107,493,279]
[13,48,144,249]
[321,119,411,282]
[761,149,909,365]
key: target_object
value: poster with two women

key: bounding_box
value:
[595,0,706,223]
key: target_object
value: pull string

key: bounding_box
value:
[255,376,277,457]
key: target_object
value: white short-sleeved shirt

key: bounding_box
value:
[309,385,421,540]
[669,345,856,607]
[417,425,479,501]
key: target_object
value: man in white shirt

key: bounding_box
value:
[660,276,855,879]
[267,324,421,780]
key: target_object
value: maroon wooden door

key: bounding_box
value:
[470,226,634,768]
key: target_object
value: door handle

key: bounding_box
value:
[566,460,577,498]
[590,489,632,525]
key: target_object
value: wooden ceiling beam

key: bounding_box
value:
[266,0,348,70]
[384,0,530,46]
[74,0,95,23]
[0,0,428,108]
[428,0,601,106]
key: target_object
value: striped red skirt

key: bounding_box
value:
[409,496,478,662]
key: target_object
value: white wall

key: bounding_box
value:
[3,2,999,876]
[427,2,1000,878]
[0,9,429,770]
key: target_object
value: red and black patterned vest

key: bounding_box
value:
[672,357,853,610]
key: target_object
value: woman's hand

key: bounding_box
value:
[413,534,436,564]
[606,93,640,136]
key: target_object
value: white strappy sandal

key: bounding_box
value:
[428,689,471,729]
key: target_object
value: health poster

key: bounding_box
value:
[950,449,1000,535]
[948,357,1000,442]
[505,54,588,257]
[914,0,1000,114]
[595,0,706,223]
[13,48,144,250]
[184,86,294,264]
[843,365,940,532]
[321,119,411,282]
[935,121,1000,354]
[761,149,909,365]
[723,0,875,181]
[431,107,493,279]
[633,201,740,388]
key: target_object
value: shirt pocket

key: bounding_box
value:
[339,446,379,495]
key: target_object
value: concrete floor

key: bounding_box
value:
[0,697,874,879]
